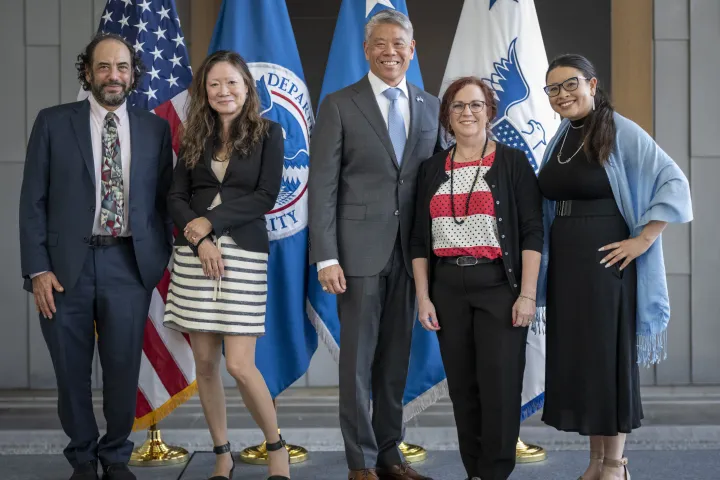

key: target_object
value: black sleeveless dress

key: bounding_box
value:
[538,117,643,435]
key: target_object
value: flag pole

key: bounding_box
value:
[239,399,309,465]
[516,438,546,463]
[128,424,190,466]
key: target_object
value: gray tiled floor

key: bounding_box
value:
[2,450,720,480]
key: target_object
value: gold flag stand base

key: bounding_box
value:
[515,438,546,463]
[399,442,427,463]
[128,424,190,467]
[238,439,309,465]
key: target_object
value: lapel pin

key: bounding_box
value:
[416,95,424,103]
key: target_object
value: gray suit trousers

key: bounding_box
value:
[337,238,415,470]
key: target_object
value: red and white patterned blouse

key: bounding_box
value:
[429,151,502,259]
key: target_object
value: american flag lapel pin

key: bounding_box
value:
[416,95,423,103]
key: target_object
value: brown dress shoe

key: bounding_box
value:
[376,463,433,480]
[348,468,379,480]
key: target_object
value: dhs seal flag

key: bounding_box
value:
[252,63,312,240]
[440,0,560,420]
[209,0,318,397]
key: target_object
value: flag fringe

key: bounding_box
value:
[132,381,198,432]
[520,392,545,422]
[402,379,449,423]
[306,300,340,363]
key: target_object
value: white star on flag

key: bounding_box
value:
[143,86,157,100]
[133,39,144,52]
[171,33,184,48]
[119,14,130,28]
[148,65,161,81]
[153,26,167,40]
[150,46,163,61]
[120,0,132,7]
[366,0,395,17]
[138,0,152,13]
[166,74,179,88]
[102,10,113,24]
[157,6,171,21]
[169,53,182,68]
[134,19,148,33]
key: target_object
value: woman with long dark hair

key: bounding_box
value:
[164,50,290,480]
[537,54,692,480]
[411,76,543,480]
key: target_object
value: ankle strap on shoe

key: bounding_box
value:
[213,442,231,455]
[266,435,286,452]
[603,457,628,467]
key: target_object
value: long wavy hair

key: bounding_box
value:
[181,50,269,168]
[547,54,616,164]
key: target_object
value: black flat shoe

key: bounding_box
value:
[101,463,135,480]
[266,434,290,480]
[69,461,99,480]
[209,442,235,480]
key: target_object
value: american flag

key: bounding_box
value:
[82,0,196,430]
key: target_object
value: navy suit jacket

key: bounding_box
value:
[19,99,174,293]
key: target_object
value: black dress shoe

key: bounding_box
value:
[102,463,136,480]
[69,461,99,480]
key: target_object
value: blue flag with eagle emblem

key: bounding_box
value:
[311,0,448,423]
[208,0,318,397]
[440,0,561,420]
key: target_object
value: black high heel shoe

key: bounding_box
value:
[266,434,290,480]
[209,442,235,480]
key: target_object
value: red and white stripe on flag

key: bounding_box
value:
[134,90,196,431]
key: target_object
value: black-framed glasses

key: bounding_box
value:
[450,100,486,114]
[543,76,590,97]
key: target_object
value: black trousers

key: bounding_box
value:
[39,243,152,468]
[431,261,528,480]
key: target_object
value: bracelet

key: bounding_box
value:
[519,294,536,303]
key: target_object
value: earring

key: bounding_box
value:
[592,95,596,111]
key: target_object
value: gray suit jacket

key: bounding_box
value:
[308,76,443,278]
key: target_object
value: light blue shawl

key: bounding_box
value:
[536,112,693,366]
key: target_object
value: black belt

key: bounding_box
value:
[88,235,132,247]
[439,256,501,267]
[555,198,620,217]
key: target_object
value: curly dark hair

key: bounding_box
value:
[76,32,146,91]
[440,76,498,141]
[181,50,269,169]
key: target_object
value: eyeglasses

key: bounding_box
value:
[543,77,590,97]
[450,100,486,114]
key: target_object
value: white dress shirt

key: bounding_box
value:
[88,94,132,237]
[317,72,410,272]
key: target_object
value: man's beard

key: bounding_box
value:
[90,78,130,107]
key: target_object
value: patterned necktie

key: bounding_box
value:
[383,87,407,165]
[100,112,124,236]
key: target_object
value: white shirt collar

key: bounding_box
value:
[88,92,129,126]
[367,70,409,99]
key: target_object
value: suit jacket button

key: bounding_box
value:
[83,236,89,243]
[399,179,404,185]
[394,210,399,216]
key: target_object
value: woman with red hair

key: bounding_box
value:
[410,76,543,480]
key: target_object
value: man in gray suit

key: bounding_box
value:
[308,10,443,480]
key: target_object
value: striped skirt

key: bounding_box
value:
[163,236,268,336]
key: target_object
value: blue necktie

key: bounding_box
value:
[383,87,406,165]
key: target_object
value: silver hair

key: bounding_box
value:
[364,9,414,43]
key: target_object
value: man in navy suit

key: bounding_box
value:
[19,33,173,480]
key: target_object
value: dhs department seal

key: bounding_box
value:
[249,62,314,241]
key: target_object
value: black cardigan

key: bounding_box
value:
[167,121,284,254]
[410,143,544,295]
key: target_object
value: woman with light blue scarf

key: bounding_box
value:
[537,54,692,480]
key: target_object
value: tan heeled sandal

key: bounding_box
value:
[602,457,630,480]
[577,451,605,480]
